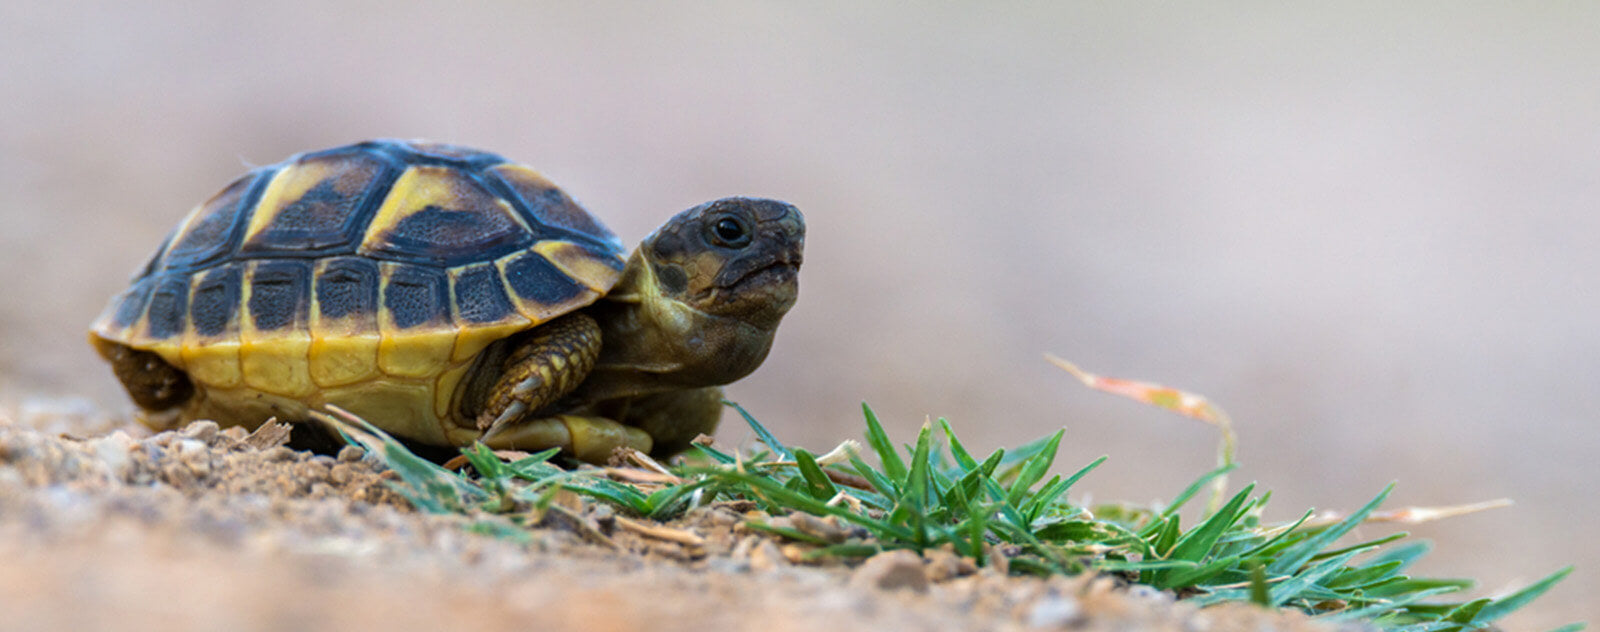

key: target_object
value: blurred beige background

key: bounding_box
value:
[1,2,1593,627]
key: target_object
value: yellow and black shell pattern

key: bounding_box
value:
[88,140,627,444]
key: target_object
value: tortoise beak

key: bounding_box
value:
[711,200,804,290]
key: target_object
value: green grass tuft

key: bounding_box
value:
[326,404,1581,632]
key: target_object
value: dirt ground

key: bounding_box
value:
[0,404,1367,632]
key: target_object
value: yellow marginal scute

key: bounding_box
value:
[307,260,381,387]
[237,267,314,398]
[318,379,445,445]
[377,327,455,379]
[143,339,186,373]
[451,321,528,363]
[241,336,314,398]
[309,334,380,387]
[182,342,242,389]
[186,387,310,431]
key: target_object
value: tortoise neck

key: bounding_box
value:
[574,251,777,401]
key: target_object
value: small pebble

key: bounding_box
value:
[336,445,365,463]
[923,546,979,582]
[747,539,788,572]
[788,512,848,544]
[262,446,298,462]
[180,421,220,444]
[849,550,929,594]
[1025,596,1083,628]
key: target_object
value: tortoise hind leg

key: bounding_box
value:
[93,340,193,411]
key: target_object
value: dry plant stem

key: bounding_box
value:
[614,515,707,547]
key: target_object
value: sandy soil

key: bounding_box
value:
[0,406,1363,632]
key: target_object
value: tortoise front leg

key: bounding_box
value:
[474,312,602,436]
[470,312,652,463]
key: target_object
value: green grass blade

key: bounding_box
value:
[1159,463,1237,520]
[1316,586,1464,622]
[688,443,738,465]
[1151,515,1181,556]
[1161,553,1244,588]
[804,543,883,561]
[982,477,1032,529]
[847,452,899,499]
[861,403,907,481]
[939,418,980,471]
[1442,598,1490,624]
[1096,559,1198,572]
[1167,483,1255,563]
[1005,429,1064,507]
[726,400,791,460]
[996,432,1059,468]
[1248,563,1271,606]
[1153,483,1255,587]
[1473,566,1574,624]
[793,448,840,501]
[641,480,714,519]
[887,424,937,549]
[1034,519,1130,545]
[1310,532,1409,562]
[1366,540,1433,572]
[693,466,913,542]
[942,449,1005,516]
[1361,577,1474,598]
[1237,509,1314,559]
[328,413,486,512]
[559,478,652,514]
[1022,455,1106,522]
[742,521,832,545]
[1324,559,1405,590]
[956,484,990,560]
[1269,550,1361,607]
[1268,483,1394,575]
[462,442,508,478]
[899,423,935,512]
[506,448,561,473]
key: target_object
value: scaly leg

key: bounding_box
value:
[475,312,602,435]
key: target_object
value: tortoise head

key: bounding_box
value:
[588,197,804,393]
[643,197,803,329]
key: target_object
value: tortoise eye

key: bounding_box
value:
[707,216,752,248]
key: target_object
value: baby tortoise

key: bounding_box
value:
[89,140,803,463]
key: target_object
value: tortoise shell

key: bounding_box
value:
[88,140,628,443]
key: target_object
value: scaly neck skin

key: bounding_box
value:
[570,250,779,403]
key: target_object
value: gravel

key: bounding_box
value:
[0,405,1367,632]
